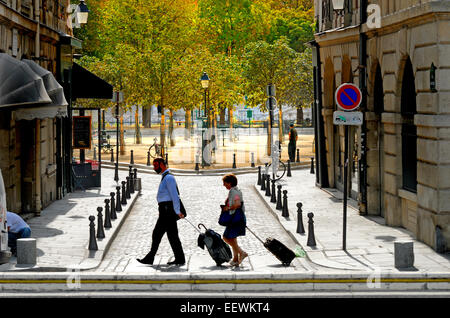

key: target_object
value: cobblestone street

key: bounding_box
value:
[94,172,314,273]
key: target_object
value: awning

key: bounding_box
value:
[72,63,113,100]
[0,53,68,120]
[0,53,52,108]
[22,59,68,108]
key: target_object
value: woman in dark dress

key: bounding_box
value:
[221,174,248,266]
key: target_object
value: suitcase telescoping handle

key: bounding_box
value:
[184,218,202,234]
[245,226,265,245]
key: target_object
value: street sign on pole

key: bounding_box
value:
[334,83,363,251]
[335,83,362,111]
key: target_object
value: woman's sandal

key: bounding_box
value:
[230,260,239,267]
[238,251,248,265]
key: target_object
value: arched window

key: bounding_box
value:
[374,64,384,115]
[401,58,417,193]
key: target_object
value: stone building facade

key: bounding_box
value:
[312,0,449,252]
[0,0,74,214]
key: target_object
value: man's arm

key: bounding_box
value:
[166,176,182,217]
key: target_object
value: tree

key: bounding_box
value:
[242,38,299,153]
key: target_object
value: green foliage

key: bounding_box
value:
[76,0,315,114]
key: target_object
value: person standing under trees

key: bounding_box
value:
[221,174,248,267]
[288,123,298,162]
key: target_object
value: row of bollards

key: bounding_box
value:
[256,165,316,247]
[88,168,139,251]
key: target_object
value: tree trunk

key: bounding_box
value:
[219,108,225,125]
[228,107,233,141]
[160,100,166,157]
[184,109,191,140]
[297,107,304,125]
[169,109,175,147]
[120,115,125,155]
[279,106,284,144]
[142,105,152,128]
[135,105,141,144]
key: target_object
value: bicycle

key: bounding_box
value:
[148,137,163,159]
[264,141,287,182]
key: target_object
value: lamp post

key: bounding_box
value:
[200,72,210,167]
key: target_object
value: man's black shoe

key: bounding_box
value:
[167,260,185,266]
[137,258,153,265]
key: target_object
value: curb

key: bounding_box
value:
[101,161,310,176]
[0,271,448,293]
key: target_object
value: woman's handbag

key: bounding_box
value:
[218,207,244,227]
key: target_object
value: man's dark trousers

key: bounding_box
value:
[288,141,296,162]
[144,201,185,263]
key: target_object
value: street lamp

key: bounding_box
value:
[200,72,210,167]
[331,0,345,17]
[331,0,345,10]
[76,1,89,24]
[200,72,210,117]
[71,0,89,28]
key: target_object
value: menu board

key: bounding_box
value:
[73,116,92,149]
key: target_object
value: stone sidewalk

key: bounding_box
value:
[256,167,450,274]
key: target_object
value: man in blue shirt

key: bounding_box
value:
[137,158,185,266]
[6,211,31,257]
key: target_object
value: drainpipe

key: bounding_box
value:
[34,0,40,60]
[359,0,368,214]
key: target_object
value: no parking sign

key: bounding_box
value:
[335,83,362,111]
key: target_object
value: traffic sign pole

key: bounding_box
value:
[343,125,349,251]
[334,83,363,251]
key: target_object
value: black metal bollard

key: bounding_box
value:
[129,171,135,195]
[307,212,316,247]
[121,181,127,205]
[251,152,255,167]
[96,207,105,239]
[88,216,98,251]
[265,175,271,197]
[114,163,119,182]
[261,173,266,191]
[110,192,117,220]
[287,159,292,177]
[257,166,262,185]
[111,148,114,163]
[296,202,305,234]
[110,192,117,219]
[282,190,289,217]
[133,168,138,180]
[125,177,131,199]
[270,179,277,203]
[296,149,300,163]
[276,185,283,210]
[195,154,199,171]
[147,151,150,166]
[104,199,112,229]
[232,153,236,169]
[310,157,315,174]
[130,150,134,165]
[116,186,122,212]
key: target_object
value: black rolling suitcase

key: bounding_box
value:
[185,219,232,266]
[246,226,296,266]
